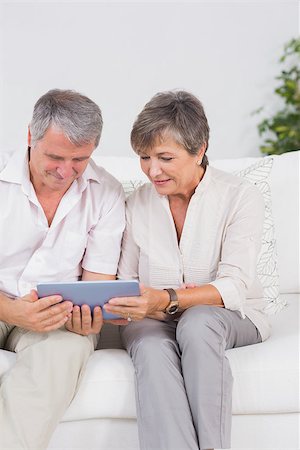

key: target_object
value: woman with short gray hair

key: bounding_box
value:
[105,90,270,450]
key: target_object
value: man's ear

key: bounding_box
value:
[27,126,32,147]
[197,143,206,160]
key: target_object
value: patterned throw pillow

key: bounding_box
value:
[121,180,145,198]
[121,156,284,314]
[235,157,284,314]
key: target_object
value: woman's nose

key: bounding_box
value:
[149,161,162,178]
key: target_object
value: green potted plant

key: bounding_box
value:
[255,37,300,155]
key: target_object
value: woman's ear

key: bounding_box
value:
[196,143,206,165]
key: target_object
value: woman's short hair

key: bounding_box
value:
[131,90,210,168]
[30,89,103,148]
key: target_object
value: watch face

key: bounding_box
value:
[167,304,179,314]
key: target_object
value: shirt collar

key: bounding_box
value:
[0,148,31,192]
[194,164,212,194]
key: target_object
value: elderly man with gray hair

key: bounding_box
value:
[0,89,125,449]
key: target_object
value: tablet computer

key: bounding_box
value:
[37,280,140,320]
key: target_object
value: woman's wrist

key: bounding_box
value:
[156,289,171,312]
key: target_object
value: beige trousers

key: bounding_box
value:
[0,322,97,450]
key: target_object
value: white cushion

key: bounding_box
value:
[0,349,15,377]
[67,294,300,419]
[64,349,136,420]
[2,295,298,420]
[228,293,300,414]
[269,151,300,293]
[62,294,300,419]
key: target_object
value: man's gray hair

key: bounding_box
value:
[131,90,210,168]
[30,89,103,148]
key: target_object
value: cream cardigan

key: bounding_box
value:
[118,166,271,341]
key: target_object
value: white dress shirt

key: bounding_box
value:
[0,149,125,298]
[118,165,271,341]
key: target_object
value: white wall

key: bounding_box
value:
[0,0,298,159]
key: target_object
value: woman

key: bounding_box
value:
[104,90,270,450]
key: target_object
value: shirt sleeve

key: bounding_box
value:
[117,200,140,280]
[82,185,125,275]
[209,184,265,317]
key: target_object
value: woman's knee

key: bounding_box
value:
[176,305,226,348]
[122,320,179,367]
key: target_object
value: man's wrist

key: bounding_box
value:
[0,292,13,323]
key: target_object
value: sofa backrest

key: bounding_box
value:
[92,151,299,294]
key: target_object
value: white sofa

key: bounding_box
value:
[0,151,299,450]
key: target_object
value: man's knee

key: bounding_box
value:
[49,329,94,357]
[15,328,94,359]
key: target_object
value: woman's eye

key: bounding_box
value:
[140,156,150,161]
[161,157,173,162]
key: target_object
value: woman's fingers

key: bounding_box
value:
[108,296,140,306]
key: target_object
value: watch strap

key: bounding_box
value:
[163,288,179,314]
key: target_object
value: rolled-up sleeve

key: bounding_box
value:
[117,201,140,280]
[209,184,265,317]
[83,186,125,275]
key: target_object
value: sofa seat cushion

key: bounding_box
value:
[64,294,299,420]
[227,293,299,414]
[0,295,298,421]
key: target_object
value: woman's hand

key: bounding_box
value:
[103,284,168,323]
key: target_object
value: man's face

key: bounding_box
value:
[28,126,95,194]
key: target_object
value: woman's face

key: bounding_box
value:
[139,136,205,198]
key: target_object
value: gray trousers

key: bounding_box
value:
[121,305,262,450]
[0,322,97,450]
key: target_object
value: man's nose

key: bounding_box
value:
[57,162,75,179]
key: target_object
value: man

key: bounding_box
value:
[0,89,125,449]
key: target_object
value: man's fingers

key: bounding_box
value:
[71,305,82,330]
[91,306,103,332]
[38,299,73,328]
[36,301,73,329]
[38,296,72,312]
[81,305,92,334]
[64,316,73,332]
[43,315,69,332]
[21,289,39,303]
